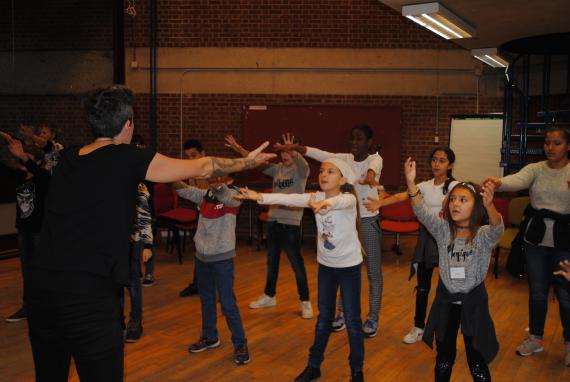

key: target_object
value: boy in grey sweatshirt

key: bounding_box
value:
[173,181,250,365]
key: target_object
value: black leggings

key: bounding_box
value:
[435,304,491,382]
[414,262,434,329]
[28,287,124,382]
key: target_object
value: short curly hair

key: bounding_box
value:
[83,86,134,138]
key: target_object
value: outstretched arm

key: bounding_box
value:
[363,191,408,212]
[145,142,276,183]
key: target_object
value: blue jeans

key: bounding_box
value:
[309,263,364,371]
[18,231,41,309]
[196,257,247,346]
[127,241,143,322]
[525,243,570,341]
[264,222,310,301]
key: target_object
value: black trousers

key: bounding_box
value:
[414,262,434,329]
[435,303,491,382]
[28,280,124,382]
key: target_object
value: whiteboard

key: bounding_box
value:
[449,117,504,185]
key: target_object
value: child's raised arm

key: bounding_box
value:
[481,183,502,226]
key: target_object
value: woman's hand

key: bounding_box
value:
[554,260,570,281]
[483,177,502,190]
[234,187,262,201]
[308,194,330,214]
[363,196,382,212]
[245,141,276,166]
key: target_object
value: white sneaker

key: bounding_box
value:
[516,335,544,356]
[249,294,276,309]
[301,301,313,319]
[403,326,424,344]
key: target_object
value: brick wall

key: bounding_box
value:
[0,0,113,51]
[125,0,458,49]
[132,93,503,184]
[0,94,503,180]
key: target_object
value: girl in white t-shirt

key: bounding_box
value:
[237,157,365,382]
[364,147,457,344]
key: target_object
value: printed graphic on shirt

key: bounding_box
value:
[320,214,336,250]
[274,178,294,189]
[16,183,35,219]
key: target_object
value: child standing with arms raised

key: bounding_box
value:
[238,157,364,382]
[278,125,383,337]
[405,156,503,381]
[364,147,457,344]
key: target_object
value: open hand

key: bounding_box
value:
[7,137,27,161]
[224,135,247,155]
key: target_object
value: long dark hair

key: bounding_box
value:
[442,182,487,243]
[429,146,456,179]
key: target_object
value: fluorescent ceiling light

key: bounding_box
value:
[402,2,475,40]
[472,48,509,68]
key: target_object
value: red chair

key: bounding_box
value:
[380,198,420,256]
[153,183,197,264]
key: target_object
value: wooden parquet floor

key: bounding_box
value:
[1,235,569,381]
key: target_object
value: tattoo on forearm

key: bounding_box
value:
[211,157,256,176]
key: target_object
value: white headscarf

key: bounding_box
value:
[323,157,358,185]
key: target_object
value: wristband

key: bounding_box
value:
[408,187,421,198]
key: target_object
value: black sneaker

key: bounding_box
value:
[142,274,154,287]
[188,337,221,353]
[294,366,321,382]
[5,307,27,323]
[179,283,198,297]
[125,320,143,343]
[351,369,364,382]
[234,343,251,365]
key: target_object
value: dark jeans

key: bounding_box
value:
[28,280,124,382]
[264,222,310,301]
[525,243,570,341]
[308,263,364,371]
[415,262,435,329]
[435,303,491,382]
[18,231,41,309]
[196,257,247,346]
[127,241,143,322]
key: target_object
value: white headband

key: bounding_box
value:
[323,157,358,185]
